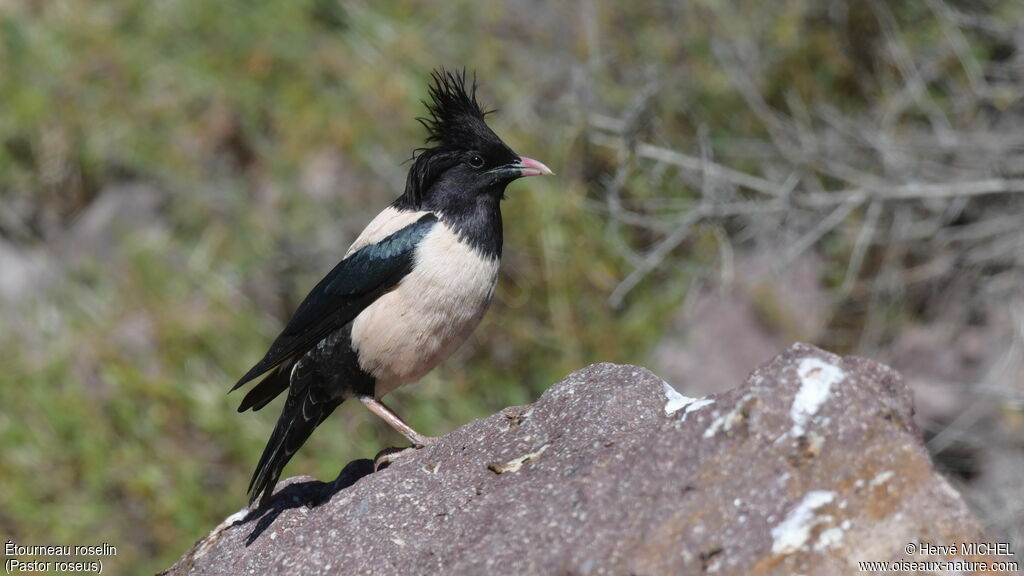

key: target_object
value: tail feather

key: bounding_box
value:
[247,361,343,507]
[237,363,292,413]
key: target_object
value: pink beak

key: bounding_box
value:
[516,156,554,177]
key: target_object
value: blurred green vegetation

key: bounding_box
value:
[1,1,1020,573]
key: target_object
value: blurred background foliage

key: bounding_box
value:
[1,0,1022,573]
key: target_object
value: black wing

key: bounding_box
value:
[230,213,438,392]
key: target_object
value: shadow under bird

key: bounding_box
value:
[230,69,553,507]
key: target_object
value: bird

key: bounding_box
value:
[230,68,552,507]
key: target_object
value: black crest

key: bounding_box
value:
[398,69,510,209]
[417,68,496,150]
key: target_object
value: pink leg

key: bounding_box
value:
[359,396,438,448]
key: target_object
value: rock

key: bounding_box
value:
[164,344,998,575]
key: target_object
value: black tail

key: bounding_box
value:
[238,362,292,413]
[247,360,344,507]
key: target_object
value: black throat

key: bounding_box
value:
[444,192,503,260]
[395,191,503,260]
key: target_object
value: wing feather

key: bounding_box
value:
[230,213,437,391]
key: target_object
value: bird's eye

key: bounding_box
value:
[468,154,485,169]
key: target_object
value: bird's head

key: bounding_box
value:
[398,69,552,212]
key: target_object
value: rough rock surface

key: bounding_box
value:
[165,344,998,575]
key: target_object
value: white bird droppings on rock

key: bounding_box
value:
[813,526,845,551]
[662,380,694,415]
[222,508,248,526]
[869,470,894,488]
[661,380,714,418]
[191,507,250,562]
[702,394,751,438]
[790,358,845,436]
[770,490,836,555]
[683,398,715,420]
[487,444,549,474]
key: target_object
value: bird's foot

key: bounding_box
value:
[407,432,439,449]
[373,446,416,471]
[372,436,438,471]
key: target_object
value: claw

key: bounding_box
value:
[373,446,421,471]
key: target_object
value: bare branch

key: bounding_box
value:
[589,132,790,197]
[781,193,866,269]
[841,199,884,296]
[608,210,702,309]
